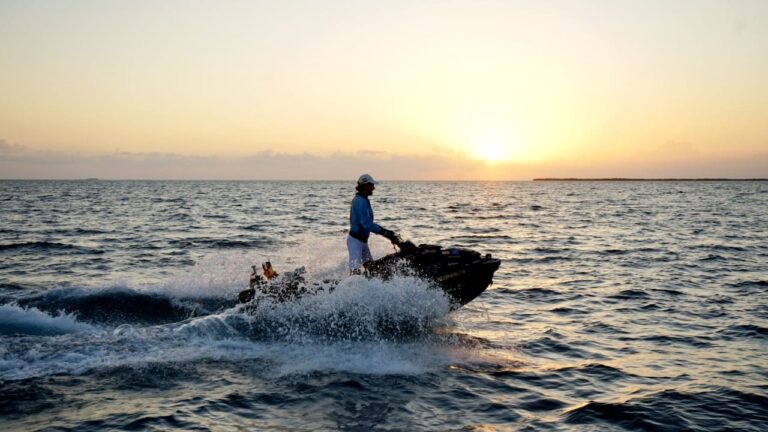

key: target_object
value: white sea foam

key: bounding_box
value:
[174,310,244,339]
[0,303,97,336]
[241,274,452,341]
[0,272,469,381]
[263,341,454,376]
[0,328,467,381]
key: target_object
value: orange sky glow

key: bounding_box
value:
[1,0,767,179]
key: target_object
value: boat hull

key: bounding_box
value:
[366,243,501,308]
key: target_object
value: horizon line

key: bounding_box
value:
[533,178,768,181]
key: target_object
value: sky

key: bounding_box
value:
[1,0,767,180]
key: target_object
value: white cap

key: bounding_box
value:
[357,173,379,185]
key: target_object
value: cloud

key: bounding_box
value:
[114,151,195,159]
[0,138,26,154]
[1,143,766,180]
[0,146,530,180]
[355,150,388,157]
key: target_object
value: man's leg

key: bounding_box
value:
[347,235,366,274]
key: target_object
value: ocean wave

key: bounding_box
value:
[0,241,103,255]
[651,288,685,296]
[43,227,111,235]
[505,287,561,299]
[694,244,750,253]
[728,280,768,290]
[447,234,517,244]
[520,336,596,359]
[0,282,27,291]
[548,306,588,315]
[582,322,628,335]
[625,334,714,348]
[166,237,273,249]
[601,248,629,255]
[700,253,727,262]
[18,287,201,325]
[0,303,97,336]
[505,256,573,264]
[565,388,768,431]
[552,362,630,380]
[609,289,651,300]
[719,324,768,340]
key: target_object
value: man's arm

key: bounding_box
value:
[353,197,383,234]
[353,198,399,243]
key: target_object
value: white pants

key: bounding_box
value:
[347,235,373,271]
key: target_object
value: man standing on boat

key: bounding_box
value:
[348,174,400,274]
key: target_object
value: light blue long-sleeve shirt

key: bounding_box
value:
[349,194,382,243]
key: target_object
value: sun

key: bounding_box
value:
[470,130,513,163]
[475,141,510,163]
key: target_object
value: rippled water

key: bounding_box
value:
[1,180,767,431]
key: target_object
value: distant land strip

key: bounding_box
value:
[532,178,768,181]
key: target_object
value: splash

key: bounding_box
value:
[178,274,453,342]
[130,235,357,299]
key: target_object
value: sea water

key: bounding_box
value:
[1,180,767,431]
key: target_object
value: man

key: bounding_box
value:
[347,173,399,274]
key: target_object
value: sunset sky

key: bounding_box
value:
[1,0,767,180]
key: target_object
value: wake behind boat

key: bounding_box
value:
[238,239,501,309]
